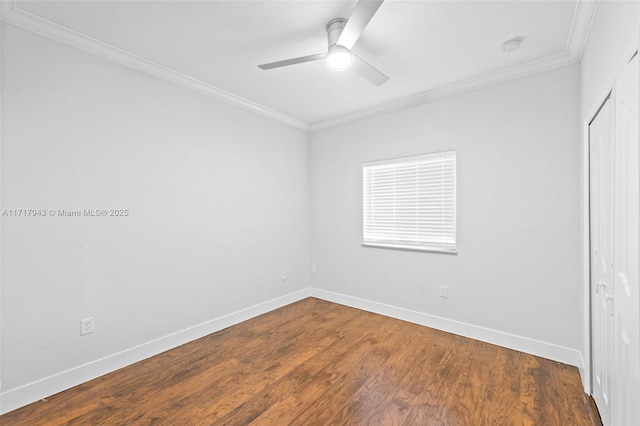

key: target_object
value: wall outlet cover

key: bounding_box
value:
[439,286,448,298]
[80,317,95,335]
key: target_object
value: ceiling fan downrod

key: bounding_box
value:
[326,18,348,48]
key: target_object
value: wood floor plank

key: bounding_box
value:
[320,324,423,425]
[482,346,524,425]
[401,334,466,425]
[5,298,330,425]
[288,319,406,425]
[218,310,399,425]
[218,313,379,423]
[365,334,435,426]
[421,338,491,424]
[98,299,355,425]
[1,298,598,426]
[547,359,594,425]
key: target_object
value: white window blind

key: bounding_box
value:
[363,151,456,253]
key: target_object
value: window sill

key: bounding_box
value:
[361,242,457,255]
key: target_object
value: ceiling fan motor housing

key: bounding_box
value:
[326,18,348,48]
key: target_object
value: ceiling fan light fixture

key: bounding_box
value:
[327,45,352,70]
[257,1,388,85]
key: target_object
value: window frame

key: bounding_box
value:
[361,150,457,254]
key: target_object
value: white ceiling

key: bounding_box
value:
[3,0,596,130]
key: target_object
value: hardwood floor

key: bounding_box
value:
[1,298,599,425]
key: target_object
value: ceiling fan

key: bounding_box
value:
[258,0,389,86]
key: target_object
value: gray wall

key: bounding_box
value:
[310,65,582,351]
[1,25,310,392]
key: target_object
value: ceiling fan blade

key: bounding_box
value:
[352,54,389,86]
[258,53,327,70]
[337,0,384,50]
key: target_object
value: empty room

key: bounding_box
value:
[1,0,639,424]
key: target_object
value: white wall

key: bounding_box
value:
[1,24,310,405]
[581,1,639,116]
[310,65,582,360]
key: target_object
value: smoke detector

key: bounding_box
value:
[500,37,524,53]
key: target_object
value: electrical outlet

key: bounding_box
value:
[80,317,95,335]
[439,286,448,298]
[311,265,317,274]
[282,270,288,281]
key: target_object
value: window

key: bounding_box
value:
[362,151,456,253]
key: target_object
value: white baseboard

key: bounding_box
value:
[578,352,591,394]
[0,288,311,415]
[309,288,585,370]
[2,286,588,415]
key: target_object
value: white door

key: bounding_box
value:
[590,96,614,425]
[612,53,639,426]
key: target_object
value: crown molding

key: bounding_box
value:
[2,0,598,133]
[0,1,309,131]
[565,0,599,60]
[310,52,578,131]
[310,0,599,131]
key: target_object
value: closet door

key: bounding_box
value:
[590,97,614,426]
[612,53,639,426]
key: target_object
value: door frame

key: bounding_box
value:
[586,94,613,414]
[582,37,639,395]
